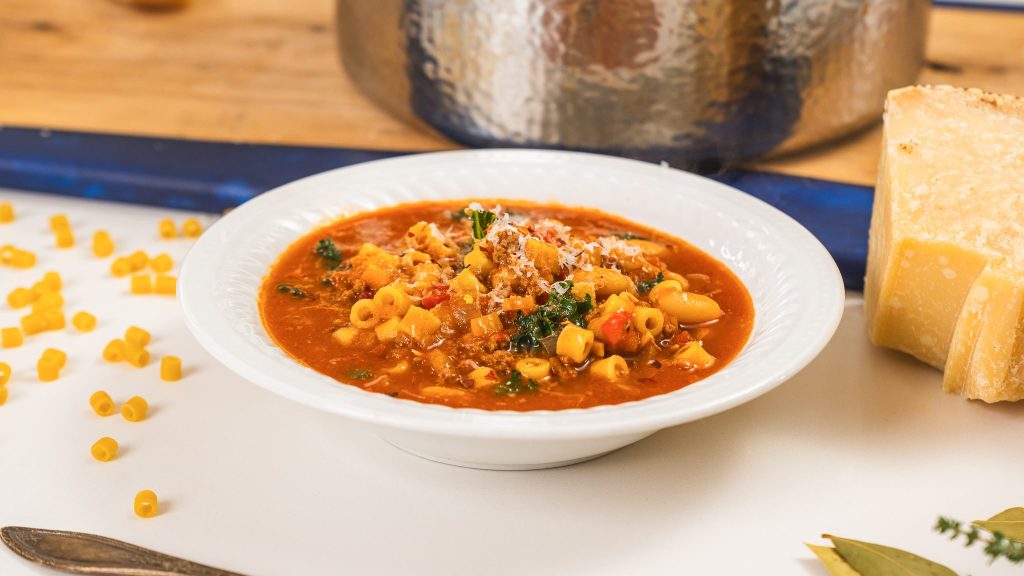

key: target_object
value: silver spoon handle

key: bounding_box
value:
[1,526,248,576]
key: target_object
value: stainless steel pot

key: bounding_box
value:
[337,0,928,165]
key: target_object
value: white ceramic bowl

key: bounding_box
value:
[179,150,844,470]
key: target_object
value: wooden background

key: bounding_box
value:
[1,1,1022,186]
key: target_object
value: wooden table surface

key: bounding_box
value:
[1,1,1022,186]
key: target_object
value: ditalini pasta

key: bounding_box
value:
[260,201,753,410]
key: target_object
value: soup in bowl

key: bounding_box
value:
[180,150,843,469]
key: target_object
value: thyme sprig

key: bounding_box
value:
[935,516,1024,564]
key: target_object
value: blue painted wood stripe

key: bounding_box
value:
[0,126,870,289]
[933,0,1024,12]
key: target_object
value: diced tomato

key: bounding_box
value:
[421,286,450,309]
[536,292,549,305]
[601,311,632,346]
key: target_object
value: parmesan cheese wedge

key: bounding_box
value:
[865,85,1024,403]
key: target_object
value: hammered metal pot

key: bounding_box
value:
[337,0,929,165]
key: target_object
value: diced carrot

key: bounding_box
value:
[420,286,450,309]
[601,311,633,346]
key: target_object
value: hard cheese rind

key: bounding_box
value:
[865,85,1024,403]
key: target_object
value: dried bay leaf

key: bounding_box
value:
[825,535,957,576]
[807,544,862,576]
[974,507,1024,543]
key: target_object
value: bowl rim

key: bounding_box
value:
[180,149,844,439]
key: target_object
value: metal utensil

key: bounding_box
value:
[1,526,247,576]
[337,0,929,166]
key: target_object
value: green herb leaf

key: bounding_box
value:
[275,283,306,298]
[495,370,539,396]
[806,544,862,576]
[974,508,1024,544]
[471,210,497,241]
[314,238,342,269]
[637,272,665,294]
[511,281,593,351]
[825,535,957,576]
[348,368,373,380]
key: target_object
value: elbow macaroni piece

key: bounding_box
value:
[72,312,96,332]
[556,325,595,364]
[128,250,149,270]
[55,228,75,249]
[470,312,502,337]
[154,275,177,295]
[37,359,60,382]
[125,345,150,368]
[0,202,12,222]
[631,306,665,337]
[182,218,203,237]
[131,274,153,294]
[0,387,6,406]
[42,309,66,331]
[159,219,177,239]
[41,348,67,369]
[647,280,683,302]
[374,317,401,342]
[125,326,151,346]
[0,361,9,386]
[134,490,159,518]
[121,396,148,422]
[93,231,115,257]
[103,339,126,362]
[360,253,400,290]
[350,299,382,329]
[91,437,119,462]
[160,356,182,381]
[575,267,635,297]
[372,286,412,319]
[111,257,133,277]
[1,327,23,348]
[43,272,62,291]
[589,355,629,380]
[653,290,723,324]
[516,358,551,380]
[90,391,117,416]
[398,306,441,342]
[49,214,69,231]
[34,292,63,311]
[151,253,174,272]
[7,287,33,309]
[21,313,47,335]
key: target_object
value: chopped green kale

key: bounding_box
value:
[471,209,497,241]
[348,368,373,380]
[275,283,307,298]
[495,370,539,396]
[511,281,593,351]
[313,238,342,270]
[637,272,665,294]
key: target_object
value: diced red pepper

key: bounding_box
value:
[421,286,450,309]
[601,311,632,346]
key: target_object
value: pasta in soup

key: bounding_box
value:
[260,201,754,411]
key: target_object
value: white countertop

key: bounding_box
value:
[1,188,1021,576]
